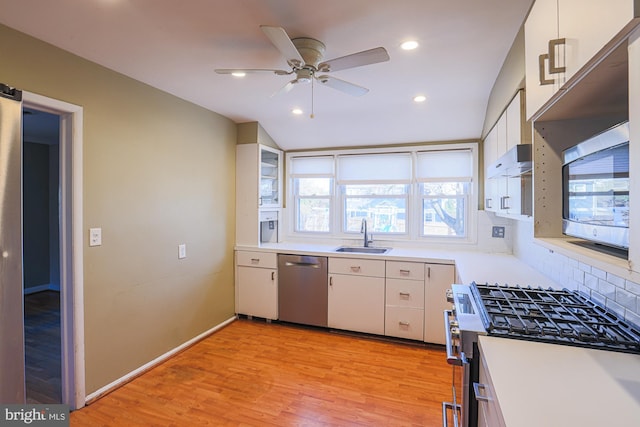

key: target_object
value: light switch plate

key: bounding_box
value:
[178,244,187,259]
[89,228,102,246]
[492,226,505,238]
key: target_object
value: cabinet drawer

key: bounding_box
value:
[236,251,277,268]
[384,306,424,341]
[329,257,385,277]
[385,278,424,309]
[386,261,425,280]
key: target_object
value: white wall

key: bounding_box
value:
[513,220,640,327]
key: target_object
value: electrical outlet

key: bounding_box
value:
[492,226,505,238]
[178,244,187,259]
[89,228,102,246]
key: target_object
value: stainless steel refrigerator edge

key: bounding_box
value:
[278,254,328,327]
[0,84,26,403]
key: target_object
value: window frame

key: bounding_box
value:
[285,143,478,244]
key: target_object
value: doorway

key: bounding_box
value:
[22,92,85,410]
[22,107,62,403]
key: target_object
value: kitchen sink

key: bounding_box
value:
[334,246,390,254]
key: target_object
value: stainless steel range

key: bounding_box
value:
[442,282,640,427]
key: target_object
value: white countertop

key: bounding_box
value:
[239,243,559,288]
[478,335,640,427]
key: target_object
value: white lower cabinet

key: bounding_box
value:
[328,258,385,335]
[424,263,456,345]
[235,251,278,320]
[385,261,425,340]
[476,344,507,427]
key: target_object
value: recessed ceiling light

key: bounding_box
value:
[401,40,419,50]
[413,95,427,103]
[292,108,303,115]
[231,72,246,77]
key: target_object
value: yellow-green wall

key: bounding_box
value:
[0,23,237,394]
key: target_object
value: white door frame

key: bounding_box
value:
[23,91,85,410]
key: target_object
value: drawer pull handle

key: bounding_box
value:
[399,321,410,327]
[399,269,410,275]
[399,292,411,298]
[350,266,361,272]
[473,382,490,402]
[250,258,260,264]
[271,271,275,281]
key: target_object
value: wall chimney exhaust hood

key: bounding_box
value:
[487,144,532,178]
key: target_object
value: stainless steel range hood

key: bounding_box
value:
[487,144,532,178]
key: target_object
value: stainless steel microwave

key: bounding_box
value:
[562,121,630,250]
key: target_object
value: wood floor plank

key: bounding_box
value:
[24,290,62,404]
[71,319,455,426]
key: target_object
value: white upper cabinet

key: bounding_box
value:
[525,0,560,119]
[236,143,283,246]
[259,145,282,209]
[484,90,531,216]
[525,0,637,120]
[559,0,635,79]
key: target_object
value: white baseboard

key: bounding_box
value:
[84,316,236,405]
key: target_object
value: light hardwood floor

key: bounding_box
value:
[71,319,455,426]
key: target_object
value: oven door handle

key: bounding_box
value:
[444,310,465,366]
[442,401,461,427]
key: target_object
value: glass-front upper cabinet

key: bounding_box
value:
[259,145,282,208]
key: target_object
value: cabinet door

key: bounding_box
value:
[477,347,508,427]
[237,266,278,319]
[524,0,560,119]
[505,91,522,151]
[259,145,282,208]
[505,177,523,215]
[495,115,509,213]
[424,264,455,344]
[559,0,634,80]
[484,127,498,212]
[328,274,385,335]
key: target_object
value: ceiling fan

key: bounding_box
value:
[215,26,390,98]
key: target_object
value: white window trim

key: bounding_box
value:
[285,143,479,245]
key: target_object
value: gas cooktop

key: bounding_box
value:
[471,283,640,354]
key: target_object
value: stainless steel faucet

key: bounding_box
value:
[361,218,372,247]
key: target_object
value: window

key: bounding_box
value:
[417,150,473,238]
[337,153,411,236]
[343,184,408,233]
[290,156,334,233]
[287,144,477,242]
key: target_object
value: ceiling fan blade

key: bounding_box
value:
[215,68,291,75]
[270,80,297,98]
[316,75,369,97]
[260,25,305,68]
[319,47,390,72]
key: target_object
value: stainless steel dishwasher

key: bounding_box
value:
[277,254,328,327]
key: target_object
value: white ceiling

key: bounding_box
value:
[0,0,534,151]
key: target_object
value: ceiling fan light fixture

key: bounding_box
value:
[413,94,427,103]
[291,108,304,115]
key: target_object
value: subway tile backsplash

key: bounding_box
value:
[512,220,640,326]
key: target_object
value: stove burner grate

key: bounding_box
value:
[472,283,640,354]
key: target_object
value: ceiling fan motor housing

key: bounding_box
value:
[292,37,326,69]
